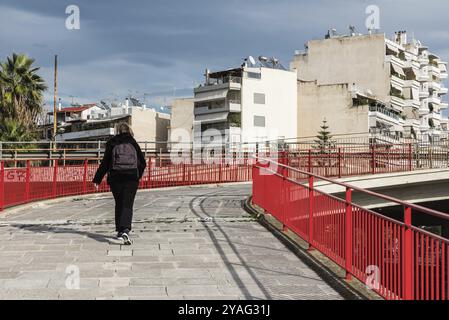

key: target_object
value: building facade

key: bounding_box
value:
[41,102,170,151]
[193,58,297,148]
[291,30,448,142]
[168,98,195,151]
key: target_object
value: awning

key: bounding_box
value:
[391,64,405,77]
[194,89,228,103]
[195,112,228,124]
[386,41,400,54]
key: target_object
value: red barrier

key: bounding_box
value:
[288,144,416,178]
[252,159,449,300]
[0,157,255,210]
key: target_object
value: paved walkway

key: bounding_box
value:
[0,183,343,300]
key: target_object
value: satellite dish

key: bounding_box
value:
[248,56,256,66]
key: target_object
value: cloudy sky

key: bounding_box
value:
[1,0,448,112]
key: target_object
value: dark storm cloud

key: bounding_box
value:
[0,0,448,109]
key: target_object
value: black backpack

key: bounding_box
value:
[111,143,138,171]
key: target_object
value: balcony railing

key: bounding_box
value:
[369,105,400,120]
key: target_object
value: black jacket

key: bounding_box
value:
[92,133,146,184]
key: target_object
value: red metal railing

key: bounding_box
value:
[252,158,449,300]
[0,157,255,210]
[287,144,415,178]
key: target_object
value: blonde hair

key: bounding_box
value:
[116,122,134,136]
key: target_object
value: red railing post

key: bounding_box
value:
[0,161,4,211]
[371,145,376,175]
[282,165,288,232]
[182,163,186,184]
[308,175,314,250]
[308,149,312,173]
[52,160,58,198]
[408,143,413,171]
[345,187,353,280]
[25,160,30,203]
[338,148,342,178]
[82,159,88,194]
[147,158,152,189]
[403,205,414,300]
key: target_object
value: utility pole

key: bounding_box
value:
[53,54,58,150]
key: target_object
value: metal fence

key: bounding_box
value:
[252,158,449,300]
[0,156,255,210]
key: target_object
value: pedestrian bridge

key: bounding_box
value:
[0,184,345,300]
[1,152,449,300]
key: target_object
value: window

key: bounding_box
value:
[254,115,265,127]
[245,72,261,79]
[254,93,265,104]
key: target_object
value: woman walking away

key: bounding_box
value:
[92,123,146,245]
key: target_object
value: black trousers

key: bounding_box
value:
[110,180,139,233]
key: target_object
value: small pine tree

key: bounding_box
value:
[314,119,333,152]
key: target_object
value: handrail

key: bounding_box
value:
[255,156,449,221]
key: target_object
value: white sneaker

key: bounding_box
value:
[122,233,132,245]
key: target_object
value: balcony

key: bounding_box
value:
[403,99,420,109]
[388,95,405,112]
[418,55,429,65]
[440,86,449,95]
[403,60,421,71]
[194,101,241,116]
[427,128,442,137]
[194,76,242,94]
[419,87,430,98]
[193,125,242,143]
[228,101,241,112]
[428,94,441,105]
[390,75,405,90]
[440,71,448,80]
[403,80,420,90]
[417,71,430,82]
[404,118,421,128]
[429,81,442,92]
[419,101,430,115]
[368,105,403,127]
[55,127,115,141]
[429,65,441,78]
[386,55,405,68]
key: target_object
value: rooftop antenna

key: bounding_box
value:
[248,55,256,66]
[349,25,357,36]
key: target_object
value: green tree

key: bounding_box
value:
[0,118,36,142]
[314,119,334,151]
[0,53,47,135]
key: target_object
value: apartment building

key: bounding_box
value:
[41,101,170,151]
[291,30,448,142]
[193,56,297,147]
[167,98,194,151]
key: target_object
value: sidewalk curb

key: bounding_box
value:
[243,196,381,301]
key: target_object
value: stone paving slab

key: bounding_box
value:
[0,184,343,300]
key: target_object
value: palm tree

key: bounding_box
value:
[0,53,47,130]
[0,118,35,142]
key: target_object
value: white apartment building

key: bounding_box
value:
[43,100,170,151]
[193,57,297,147]
[291,29,448,142]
